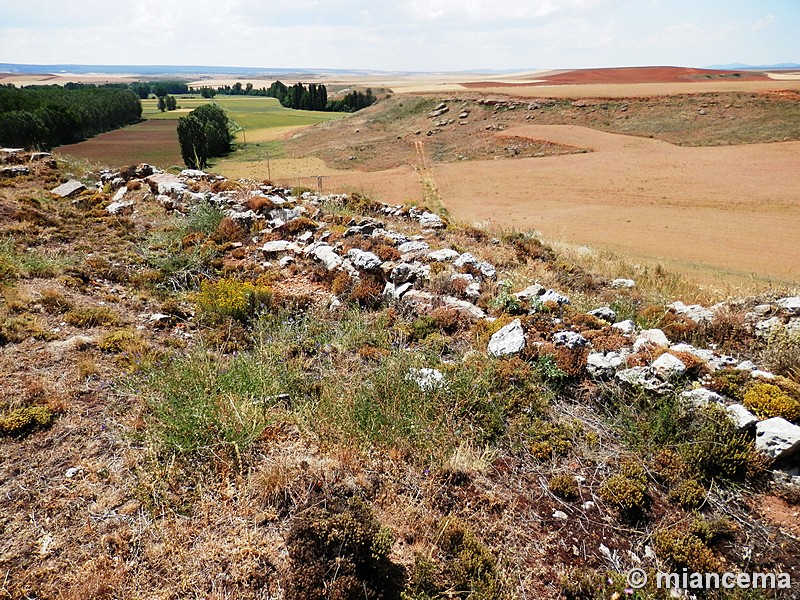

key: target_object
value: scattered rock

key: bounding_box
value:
[588,307,617,322]
[398,240,430,254]
[488,319,526,357]
[650,353,686,381]
[553,331,588,349]
[587,351,625,379]
[777,297,800,316]
[611,320,637,336]
[347,248,382,270]
[262,240,301,256]
[427,248,460,262]
[51,179,86,198]
[407,368,446,391]
[681,388,726,407]
[515,284,545,300]
[0,166,30,178]
[616,367,671,394]
[755,317,783,338]
[539,289,570,305]
[633,329,669,352]
[310,244,343,271]
[668,301,715,323]
[726,404,758,431]
[610,278,635,289]
[755,418,800,461]
[106,199,134,215]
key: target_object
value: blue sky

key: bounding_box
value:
[0,0,797,71]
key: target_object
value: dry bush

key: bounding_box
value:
[245,195,275,213]
[210,216,246,244]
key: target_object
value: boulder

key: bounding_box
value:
[587,352,625,379]
[427,248,460,262]
[391,262,430,284]
[726,404,758,431]
[0,166,30,178]
[633,329,669,352]
[440,296,485,321]
[755,418,800,461]
[347,248,382,270]
[383,281,413,300]
[488,319,526,357]
[515,284,545,300]
[112,186,128,202]
[588,307,617,323]
[777,297,800,316]
[552,331,589,349]
[755,317,783,338]
[417,212,445,228]
[51,179,86,198]
[650,353,686,381]
[539,289,570,305]
[680,388,726,407]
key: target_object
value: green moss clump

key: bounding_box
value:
[743,382,800,421]
[549,473,579,500]
[600,459,648,513]
[0,406,54,437]
[668,479,707,510]
[653,529,721,573]
[64,306,121,328]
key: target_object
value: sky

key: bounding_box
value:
[0,0,798,72]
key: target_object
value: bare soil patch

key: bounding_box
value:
[435,124,800,284]
[54,120,183,169]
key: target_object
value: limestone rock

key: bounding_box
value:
[616,367,671,394]
[398,240,430,254]
[427,248,460,262]
[488,319,526,357]
[668,301,714,323]
[553,331,588,349]
[650,353,686,381]
[105,199,134,215]
[51,179,86,197]
[515,284,545,300]
[588,307,617,323]
[310,244,343,271]
[407,368,445,391]
[681,388,725,407]
[262,240,301,256]
[347,248,382,270]
[755,418,800,461]
[610,278,635,289]
[726,404,758,431]
[777,297,800,316]
[755,317,783,338]
[611,320,637,336]
[633,329,669,352]
[587,352,625,379]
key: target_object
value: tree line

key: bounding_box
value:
[0,84,142,149]
[129,81,190,99]
[197,81,377,113]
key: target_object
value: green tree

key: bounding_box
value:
[176,103,232,169]
[157,96,166,112]
[177,114,207,169]
[165,95,177,111]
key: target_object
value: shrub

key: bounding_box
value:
[743,382,800,421]
[549,473,579,500]
[194,278,272,322]
[284,496,402,600]
[278,217,318,236]
[705,367,750,401]
[527,419,580,460]
[63,306,121,328]
[600,459,648,513]
[39,289,72,314]
[668,479,707,509]
[0,405,54,437]
[760,329,800,382]
[210,216,245,244]
[653,529,721,573]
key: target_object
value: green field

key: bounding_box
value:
[55,95,346,169]
[142,95,344,134]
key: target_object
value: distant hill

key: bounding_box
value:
[708,62,800,70]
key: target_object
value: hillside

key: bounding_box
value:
[1,149,800,598]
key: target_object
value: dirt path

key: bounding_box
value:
[435,125,800,284]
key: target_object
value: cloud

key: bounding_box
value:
[750,14,775,31]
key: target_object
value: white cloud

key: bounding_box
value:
[750,14,775,31]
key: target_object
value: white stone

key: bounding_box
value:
[650,353,686,381]
[539,289,570,305]
[616,367,671,394]
[588,307,617,322]
[440,296,486,321]
[112,186,128,202]
[726,404,758,430]
[427,248,460,262]
[552,510,568,520]
[553,331,588,349]
[668,301,715,323]
[751,370,776,380]
[755,317,783,338]
[262,240,301,256]
[681,388,725,407]
[51,179,86,197]
[418,212,445,228]
[398,240,430,254]
[612,320,637,336]
[347,248,382,270]
[383,281,413,300]
[633,329,669,351]
[515,284,545,300]
[105,199,134,215]
[587,352,624,379]
[670,343,714,362]
[610,278,635,289]
[777,297,800,316]
[407,368,446,391]
[755,418,800,460]
[311,245,343,271]
[488,319,526,357]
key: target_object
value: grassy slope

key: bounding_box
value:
[1,156,800,598]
